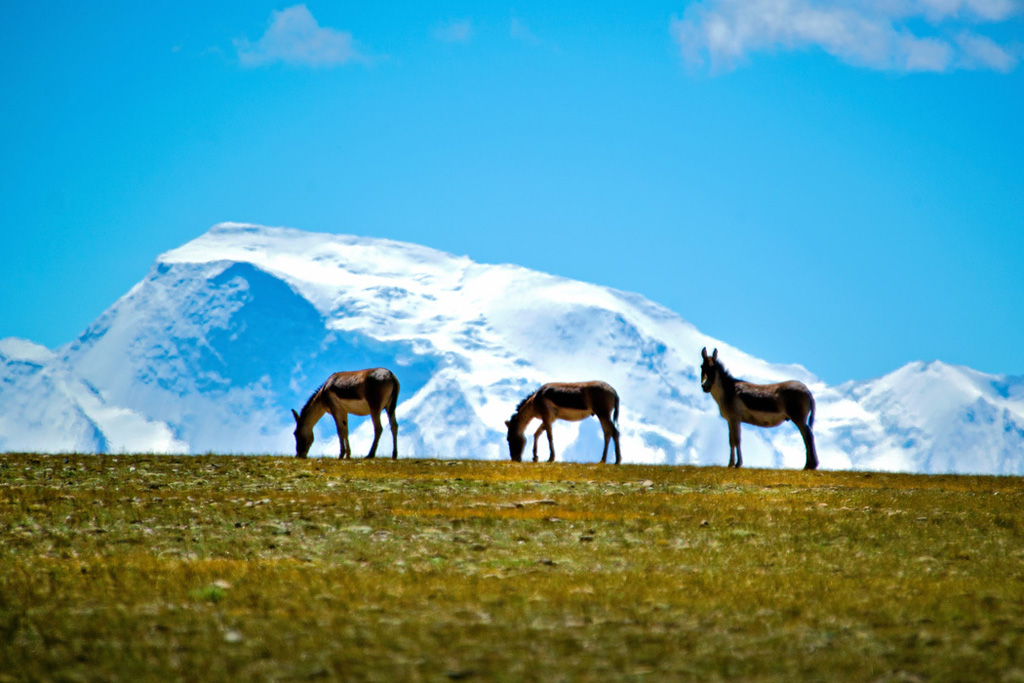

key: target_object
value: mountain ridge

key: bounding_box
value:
[1,222,1021,474]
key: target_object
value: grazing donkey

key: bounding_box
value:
[292,368,400,459]
[700,347,818,470]
[505,381,621,464]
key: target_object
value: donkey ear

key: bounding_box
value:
[701,347,708,360]
[504,420,510,428]
[712,348,719,361]
[291,409,300,424]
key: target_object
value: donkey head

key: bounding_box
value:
[292,408,313,459]
[504,418,526,462]
[700,347,720,393]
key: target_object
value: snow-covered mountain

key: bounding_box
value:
[2,223,1021,474]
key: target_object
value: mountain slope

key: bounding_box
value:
[836,361,1024,474]
[0,338,184,453]
[1,223,1021,474]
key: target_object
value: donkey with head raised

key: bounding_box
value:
[292,368,400,459]
[700,347,818,470]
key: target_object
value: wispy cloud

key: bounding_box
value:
[510,17,543,46]
[433,19,474,44]
[955,29,1019,69]
[671,0,1021,73]
[235,5,366,67]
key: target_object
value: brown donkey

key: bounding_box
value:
[292,368,400,459]
[700,347,818,470]
[505,381,621,464]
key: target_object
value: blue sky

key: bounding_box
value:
[2,1,1022,384]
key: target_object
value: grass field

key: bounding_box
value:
[2,452,1023,682]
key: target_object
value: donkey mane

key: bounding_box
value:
[711,359,740,398]
[298,381,328,420]
[514,391,536,414]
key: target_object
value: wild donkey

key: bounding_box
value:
[505,381,621,464]
[292,368,400,459]
[700,347,818,470]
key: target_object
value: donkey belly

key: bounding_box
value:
[331,398,372,416]
[742,410,787,428]
[551,407,593,422]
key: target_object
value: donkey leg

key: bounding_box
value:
[597,416,609,464]
[334,413,350,459]
[729,420,743,468]
[598,415,620,464]
[602,417,618,464]
[387,407,399,460]
[545,424,556,463]
[365,412,383,459]
[598,417,609,464]
[798,421,818,470]
[532,425,545,463]
[727,422,736,467]
[735,424,743,468]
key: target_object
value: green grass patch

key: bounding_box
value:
[2,453,1023,681]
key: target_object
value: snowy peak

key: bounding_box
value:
[159,223,474,322]
[0,223,1021,474]
[837,360,1024,474]
[0,337,56,365]
[845,360,1024,429]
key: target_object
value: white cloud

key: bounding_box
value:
[956,30,1019,69]
[900,32,956,71]
[433,19,474,43]
[235,5,365,67]
[671,0,1022,73]
[911,0,1019,21]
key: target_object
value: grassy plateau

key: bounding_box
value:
[1,452,1023,682]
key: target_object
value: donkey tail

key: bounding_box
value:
[808,394,816,430]
[613,392,620,425]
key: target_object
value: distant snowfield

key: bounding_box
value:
[2,223,1022,474]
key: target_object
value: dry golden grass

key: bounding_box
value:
[2,453,1023,681]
